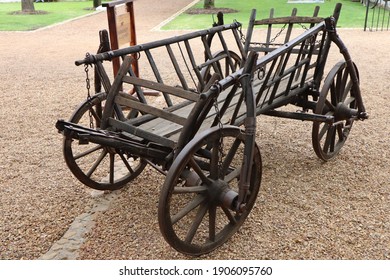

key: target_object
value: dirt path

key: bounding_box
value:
[0,1,389,260]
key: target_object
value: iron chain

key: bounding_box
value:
[235,19,246,45]
[213,96,225,178]
[84,52,94,129]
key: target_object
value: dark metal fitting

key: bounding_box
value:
[244,117,257,134]
[325,17,336,32]
[219,189,238,211]
[238,73,251,83]
[79,134,90,145]
[358,111,369,120]
[238,203,247,213]
[181,169,201,186]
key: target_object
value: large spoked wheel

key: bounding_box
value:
[63,92,146,191]
[312,60,359,161]
[158,126,261,256]
[200,51,241,92]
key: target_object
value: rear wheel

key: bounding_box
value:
[200,50,241,92]
[312,61,358,161]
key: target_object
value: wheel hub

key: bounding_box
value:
[334,102,357,122]
[207,179,238,210]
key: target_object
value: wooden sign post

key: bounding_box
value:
[102,0,138,77]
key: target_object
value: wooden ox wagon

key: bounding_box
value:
[56,3,367,255]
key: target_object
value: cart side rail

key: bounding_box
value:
[244,4,342,57]
[206,21,327,124]
[77,22,245,110]
[76,22,243,65]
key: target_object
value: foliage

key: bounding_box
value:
[204,0,215,9]
[162,0,368,30]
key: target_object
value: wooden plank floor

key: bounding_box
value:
[116,72,311,145]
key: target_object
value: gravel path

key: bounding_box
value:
[1,0,389,260]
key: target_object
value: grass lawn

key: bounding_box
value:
[162,0,368,30]
[0,1,97,31]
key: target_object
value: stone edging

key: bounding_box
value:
[38,190,119,260]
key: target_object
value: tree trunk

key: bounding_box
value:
[204,0,215,9]
[21,0,35,12]
[93,0,101,8]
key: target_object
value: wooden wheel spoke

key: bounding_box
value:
[318,123,330,141]
[109,152,115,184]
[344,96,355,107]
[221,205,237,224]
[89,107,102,124]
[323,126,336,153]
[336,124,345,142]
[185,202,209,243]
[189,157,212,185]
[173,186,208,194]
[214,62,223,79]
[224,167,241,183]
[86,150,108,177]
[221,138,241,177]
[340,69,350,100]
[333,69,349,104]
[118,152,135,174]
[233,59,239,70]
[335,72,342,103]
[341,80,352,102]
[209,139,220,180]
[74,144,103,160]
[330,82,337,106]
[209,205,217,242]
[171,194,206,225]
[225,60,230,76]
[324,99,336,112]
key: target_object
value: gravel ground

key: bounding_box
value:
[0,0,389,260]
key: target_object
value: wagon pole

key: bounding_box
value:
[94,30,111,94]
[324,17,368,120]
[235,51,258,212]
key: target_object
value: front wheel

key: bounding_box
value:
[63,92,146,190]
[158,126,262,255]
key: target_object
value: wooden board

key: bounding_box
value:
[115,5,131,47]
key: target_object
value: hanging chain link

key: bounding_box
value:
[298,22,324,46]
[270,23,287,45]
[235,20,246,45]
[298,22,315,46]
[84,52,94,129]
[213,96,225,178]
[236,19,287,47]
[248,23,287,48]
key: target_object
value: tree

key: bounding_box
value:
[93,0,102,8]
[204,0,215,9]
[21,0,35,13]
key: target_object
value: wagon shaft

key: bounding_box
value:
[56,120,171,161]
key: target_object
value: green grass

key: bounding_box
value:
[0,1,96,31]
[162,0,367,30]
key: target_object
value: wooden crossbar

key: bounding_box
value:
[254,16,323,26]
[122,76,199,102]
